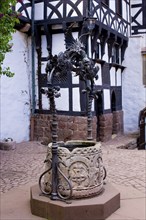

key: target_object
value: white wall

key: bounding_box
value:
[122,35,146,133]
[0,31,31,142]
[103,89,111,110]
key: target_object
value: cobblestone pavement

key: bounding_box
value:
[0,142,47,194]
[0,135,146,194]
[102,136,146,194]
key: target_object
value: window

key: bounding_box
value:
[101,0,109,7]
[116,0,122,16]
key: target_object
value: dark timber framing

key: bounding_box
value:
[15,0,129,116]
[131,0,146,35]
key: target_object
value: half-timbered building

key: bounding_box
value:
[1,0,145,143]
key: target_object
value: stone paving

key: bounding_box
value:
[0,142,47,193]
[102,136,146,194]
[0,135,146,194]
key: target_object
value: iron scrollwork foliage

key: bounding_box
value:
[39,24,106,200]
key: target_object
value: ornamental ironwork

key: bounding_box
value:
[38,24,106,201]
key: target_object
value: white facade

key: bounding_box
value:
[122,34,146,133]
[122,0,146,133]
[0,32,31,142]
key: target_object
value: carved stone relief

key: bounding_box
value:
[44,141,104,199]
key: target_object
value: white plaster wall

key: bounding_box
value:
[35,2,44,20]
[52,33,66,55]
[42,92,49,110]
[103,89,110,110]
[109,0,116,13]
[122,0,127,20]
[0,31,31,142]
[110,67,116,86]
[41,35,49,57]
[73,88,80,111]
[116,69,122,86]
[56,88,69,111]
[122,35,146,133]
[72,74,79,84]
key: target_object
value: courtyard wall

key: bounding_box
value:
[0,31,31,142]
[122,35,146,134]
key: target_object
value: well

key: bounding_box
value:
[43,141,104,199]
[30,24,120,220]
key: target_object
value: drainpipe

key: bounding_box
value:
[30,0,35,140]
